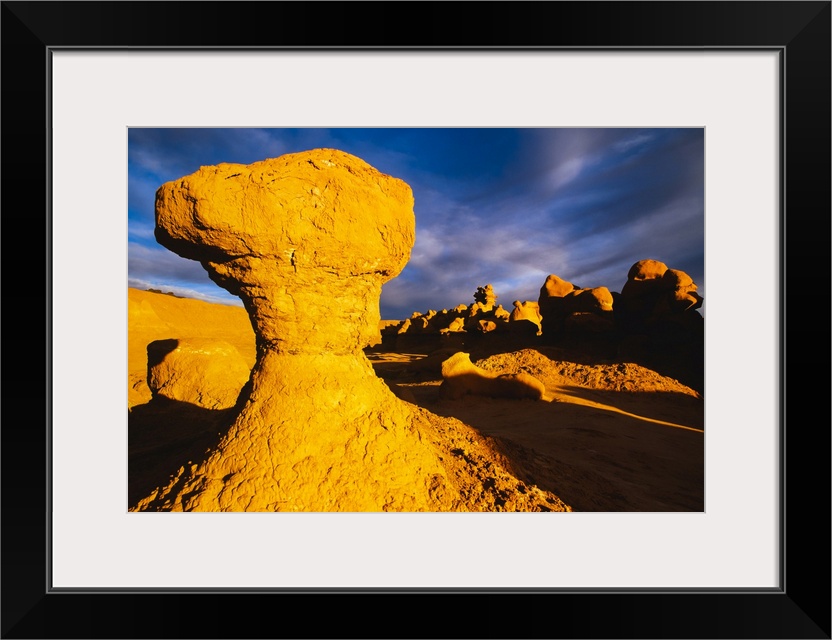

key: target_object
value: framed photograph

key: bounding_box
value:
[4,2,829,638]
[124,125,707,518]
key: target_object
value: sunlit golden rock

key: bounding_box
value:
[127,288,255,408]
[627,258,668,282]
[473,283,497,310]
[618,260,703,332]
[439,351,545,401]
[540,274,575,298]
[135,149,455,511]
[538,277,614,337]
[509,300,543,335]
[146,338,250,410]
[134,149,568,512]
[660,269,703,313]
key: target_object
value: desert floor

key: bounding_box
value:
[365,347,703,512]
[128,288,703,512]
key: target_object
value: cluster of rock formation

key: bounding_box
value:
[615,259,703,334]
[537,275,615,336]
[382,260,703,392]
[387,259,702,354]
[133,149,569,513]
[388,284,545,352]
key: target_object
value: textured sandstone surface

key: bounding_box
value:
[127,288,254,408]
[509,300,543,334]
[133,149,568,512]
[146,338,250,410]
[439,351,546,401]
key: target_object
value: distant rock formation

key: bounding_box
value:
[134,149,568,512]
[390,284,517,349]
[146,288,184,298]
[616,259,703,333]
[473,283,497,310]
[146,338,250,410]
[615,260,704,390]
[538,275,614,337]
[439,352,546,401]
[508,300,543,335]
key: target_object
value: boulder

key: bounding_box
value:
[440,317,466,334]
[509,300,543,335]
[540,274,575,298]
[539,277,614,338]
[473,284,497,310]
[627,259,668,282]
[618,260,703,333]
[146,338,250,410]
[439,352,545,401]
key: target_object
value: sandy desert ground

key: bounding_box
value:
[128,287,703,512]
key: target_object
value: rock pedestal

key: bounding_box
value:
[135,149,455,511]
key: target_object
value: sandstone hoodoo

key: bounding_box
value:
[133,149,569,512]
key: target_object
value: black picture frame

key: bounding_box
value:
[3,2,829,638]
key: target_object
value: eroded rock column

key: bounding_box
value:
[134,149,456,511]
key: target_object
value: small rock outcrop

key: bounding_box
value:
[473,284,497,310]
[439,352,546,401]
[614,259,704,392]
[538,275,615,337]
[509,300,543,335]
[392,284,516,350]
[146,338,250,410]
[616,259,703,333]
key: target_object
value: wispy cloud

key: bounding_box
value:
[128,242,212,286]
[128,128,704,320]
[127,278,243,307]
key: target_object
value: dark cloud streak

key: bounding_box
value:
[128,128,705,320]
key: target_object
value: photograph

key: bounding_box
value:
[3,0,827,635]
[127,127,705,513]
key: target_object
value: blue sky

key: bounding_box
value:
[128,128,704,319]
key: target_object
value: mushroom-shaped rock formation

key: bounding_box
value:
[135,149,569,513]
[627,258,668,283]
[571,287,614,314]
[146,338,250,410]
[137,150,452,511]
[659,269,704,313]
[538,276,614,338]
[439,352,546,401]
[538,274,576,337]
[617,259,704,333]
[509,300,543,335]
[473,284,497,310]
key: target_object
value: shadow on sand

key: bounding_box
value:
[398,381,704,512]
[128,397,238,508]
